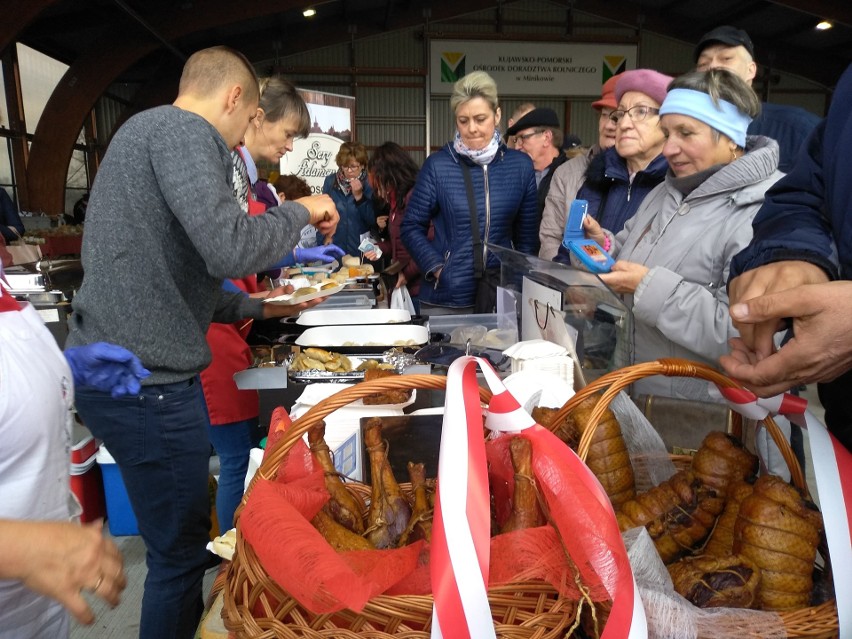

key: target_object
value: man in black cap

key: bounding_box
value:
[506,107,568,219]
[695,25,820,172]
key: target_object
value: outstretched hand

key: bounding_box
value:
[64,342,150,397]
[294,244,345,264]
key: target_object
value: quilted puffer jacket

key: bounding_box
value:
[401,142,538,308]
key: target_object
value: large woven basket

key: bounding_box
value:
[222,374,579,639]
[541,358,838,639]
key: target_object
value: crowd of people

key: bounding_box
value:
[6,21,852,639]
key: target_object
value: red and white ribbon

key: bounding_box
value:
[800,412,851,638]
[708,385,808,425]
[430,356,646,638]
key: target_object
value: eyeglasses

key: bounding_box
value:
[609,105,660,124]
[343,164,362,172]
[515,129,545,143]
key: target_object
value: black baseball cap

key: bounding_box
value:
[694,26,755,61]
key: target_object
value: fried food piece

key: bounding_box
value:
[308,421,365,534]
[304,347,333,363]
[364,418,412,549]
[398,462,432,546]
[734,474,824,611]
[668,553,760,608]
[616,470,724,563]
[293,286,317,297]
[500,437,544,533]
[361,368,412,405]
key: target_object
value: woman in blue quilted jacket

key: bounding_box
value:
[401,71,538,314]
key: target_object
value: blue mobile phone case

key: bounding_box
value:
[561,199,615,274]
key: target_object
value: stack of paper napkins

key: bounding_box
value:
[502,339,574,388]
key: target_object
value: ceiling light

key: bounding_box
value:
[303,7,316,17]
[816,20,833,30]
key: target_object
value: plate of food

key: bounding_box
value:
[263,281,345,306]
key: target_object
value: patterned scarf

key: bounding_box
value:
[453,130,502,166]
[335,167,367,196]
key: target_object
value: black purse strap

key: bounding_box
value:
[460,161,484,279]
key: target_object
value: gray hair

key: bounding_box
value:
[668,68,761,119]
[450,71,499,114]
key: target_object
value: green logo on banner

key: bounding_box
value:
[603,56,627,81]
[441,52,465,82]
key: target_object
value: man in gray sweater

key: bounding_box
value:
[67,46,338,639]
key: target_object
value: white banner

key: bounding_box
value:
[430,40,637,96]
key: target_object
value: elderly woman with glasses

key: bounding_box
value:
[581,68,783,400]
[321,141,378,257]
[401,71,538,314]
[553,69,672,265]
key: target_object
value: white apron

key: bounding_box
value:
[0,278,75,638]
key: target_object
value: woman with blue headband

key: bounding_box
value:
[581,68,784,400]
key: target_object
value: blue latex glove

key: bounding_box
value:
[65,342,151,398]
[294,244,346,264]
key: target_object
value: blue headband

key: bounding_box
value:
[659,88,752,147]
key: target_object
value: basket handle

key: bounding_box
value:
[547,359,808,494]
[246,374,493,495]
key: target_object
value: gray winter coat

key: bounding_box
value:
[611,135,783,400]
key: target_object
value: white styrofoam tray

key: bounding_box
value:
[296,308,411,326]
[295,324,428,348]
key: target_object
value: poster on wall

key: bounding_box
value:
[429,40,637,96]
[280,89,355,247]
[280,89,355,195]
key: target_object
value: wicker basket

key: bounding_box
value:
[222,374,579,638]
[541,358,839,639]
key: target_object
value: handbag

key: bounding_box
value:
[460,162,499,313]
[6,228,41,265]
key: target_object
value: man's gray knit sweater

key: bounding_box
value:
[66,106,310,384]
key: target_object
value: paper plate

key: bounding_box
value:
[263,282,345,306]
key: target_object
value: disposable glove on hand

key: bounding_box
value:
[65,342,151,398]
[294,244,346,264]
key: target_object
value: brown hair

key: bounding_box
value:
[367,142,420,210]
[273,174,312,200]
[258,76,310,137]
[335,142,369,168]
[178,46,259,104]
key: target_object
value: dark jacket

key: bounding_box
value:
[730,63,851,449]
[536,152,570,218]
[554,148,667,264]
[749,102,820,174]
[401,142,538,308]
[0,190,24,242]
[320,172,377,256]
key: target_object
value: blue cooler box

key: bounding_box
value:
[95,446,139,536]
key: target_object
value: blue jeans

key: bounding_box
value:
[75,378,211,639]
[208,417,260,530]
